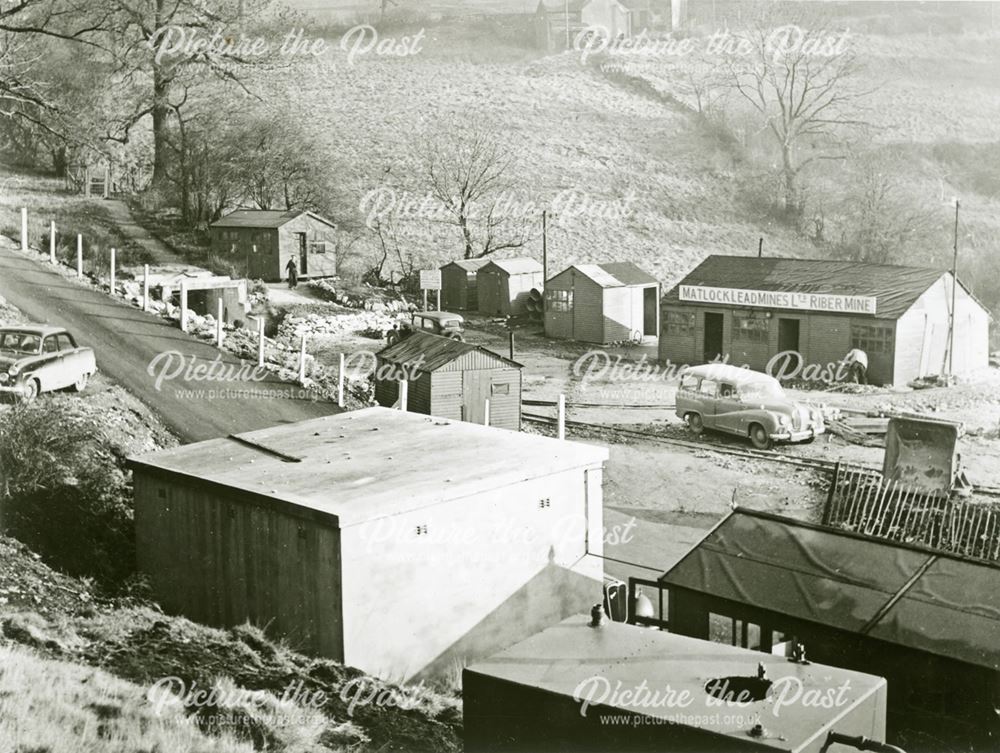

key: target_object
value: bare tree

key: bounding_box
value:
[423,125,527,259]
[722,9,871,217]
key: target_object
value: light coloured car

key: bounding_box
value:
[0,326,97,402]
[676,363,824,450]
[387,311,465,344]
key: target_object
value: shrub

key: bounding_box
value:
[0,401,135,586]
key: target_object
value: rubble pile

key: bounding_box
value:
[308,279,413,313]
[278,311,397,340]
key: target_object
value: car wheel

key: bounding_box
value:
[686,413,704,435]
[749,424,773,451]
[387,332,399,346]
[20,378,40,403]
[72,373,89,393]
[450,333,464,342]
[801,436,815,444]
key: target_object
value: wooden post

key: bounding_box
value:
[76,235,83,278]
[557,394,566,440]
[399,379,408,411]
[142,264,150,311]
[180,281,189,332]
[436,288,441,310]
[49,221,56,263]
[216,298,224,347]
[338,352,346,408]
[109,247,116,293]
[257,317,265,367]
[484,398,491,427]
[298,334,308,383]
[423,289,428,312]
[509,330,515,360]
[20,208,27,252]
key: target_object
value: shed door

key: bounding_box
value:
[643,287,658,336]
[463,370,490,425]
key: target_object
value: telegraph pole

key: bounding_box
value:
[542,210,548,284]
[947,198,960,379]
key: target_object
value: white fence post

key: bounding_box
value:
[76,235,83,278]
[257,317,265,368]
[49,221,56,263]
[399,379,408,411]
[484,398,491,427]
[338,352,345,408]
[20,208,27,252]
[216,298,224,347]
[143,264,150,311]
[557,394,566,440]
[298,334,308,384]
[109,247,116,293]
[180,281,189,332]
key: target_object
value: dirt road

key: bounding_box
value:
[0,243,340,442]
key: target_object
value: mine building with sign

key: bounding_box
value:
[660,255,991,386]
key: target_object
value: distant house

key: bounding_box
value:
[375,331,523,429]
[535,0,589,51]
[209,209,337,282]
[581,0,654,37]
[440,259,489,311]
[536,0,661,49]
[477,258,545,317]
[545,262,660,344]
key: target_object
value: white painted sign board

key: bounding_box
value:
[679,285,877,315]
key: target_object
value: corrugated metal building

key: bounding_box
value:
[129,407,607,682]
[477,258,544,317]
[465,614,888,753]
[545,262,660,344]
[660,255,991,386]
[374,331,522,429]
[210,209,337,282]
[644,508,1000,748]
[440,259,489,311]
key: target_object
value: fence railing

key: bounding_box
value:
[823,462,1000,561]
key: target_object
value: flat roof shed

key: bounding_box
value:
[129,407,608,681]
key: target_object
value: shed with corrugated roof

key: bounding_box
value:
[477,258,544,317]
[544,262,660,344]
[440,259,489,311]
[660,255,991,386]
[374,331,523,429]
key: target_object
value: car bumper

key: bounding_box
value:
[0,382,27,397]
[771,426,825,442]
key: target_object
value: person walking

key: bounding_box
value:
[844,347,869,385]
[285,257,298,289]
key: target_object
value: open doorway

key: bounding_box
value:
[643,287,658,336]
[296,232,308,276]
[703,312,724,362]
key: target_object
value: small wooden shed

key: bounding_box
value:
[477,258,544,317]
[440,259,489,311]
[210,209,337,282]
[544,262,660,344]
[375,331,523,429]
[129,407,607,682]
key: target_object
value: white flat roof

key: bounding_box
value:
[129,407,608,527]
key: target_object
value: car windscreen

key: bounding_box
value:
[0,332,41,355]
[739,380,786,402]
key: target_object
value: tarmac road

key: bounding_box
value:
[0,244,341,443]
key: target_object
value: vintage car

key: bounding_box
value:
[387,311,465,344]
[675,363,824,450]
[0,326,97,402]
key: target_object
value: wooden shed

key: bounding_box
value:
[477,258,544,317]
[544,262,660,344]
[129,407,607,682]
[440,259,489,311]
[374,331,522,429]
[210,209,337,282]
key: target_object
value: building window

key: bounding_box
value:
[491,382,510,396]
[665,311,695,335]
[547,289,573,312]
[310,242,327,254]
[732,315,769,343]
[851,324,894,354]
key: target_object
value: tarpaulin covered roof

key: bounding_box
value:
[377,331,521,372]
[660,508,1000,671]
[440,259,489,273]
[211,209,336,229]
[481,257,543,276]
[663,255,948,319]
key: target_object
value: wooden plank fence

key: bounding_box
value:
[823,462,1000,561]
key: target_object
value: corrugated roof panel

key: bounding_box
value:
[597,261,658,287]
[484,258,543,276]
[377,331,520,372]
[574,264,622,288]
[663,255,946,319]
[211,210,301,228]
[441,259,489,273]
[660,509,1000,671]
